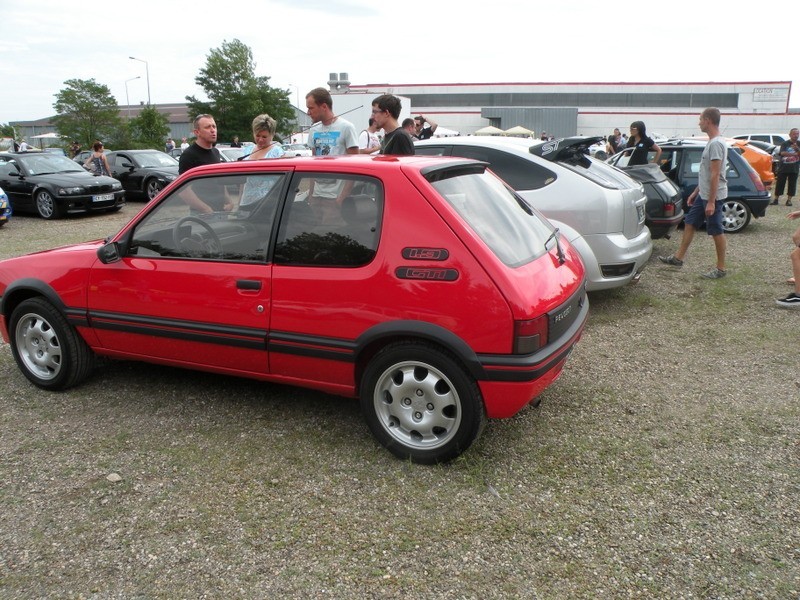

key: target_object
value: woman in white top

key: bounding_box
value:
[240,114,285,207]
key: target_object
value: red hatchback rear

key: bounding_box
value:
[0,155,588,463]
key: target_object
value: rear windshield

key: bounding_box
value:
[429,169,555,268]
[559,155,639,190]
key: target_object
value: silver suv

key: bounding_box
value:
[415,136,652,291]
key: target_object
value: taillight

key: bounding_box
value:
[747,170,766,192]
[514,316,548,354]
[663,202,676,217]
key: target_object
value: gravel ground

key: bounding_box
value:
[0,205,798,599]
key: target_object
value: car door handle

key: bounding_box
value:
[237,279,262,291]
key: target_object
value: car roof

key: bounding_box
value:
[416,135,606,163]
[180,154,486,178]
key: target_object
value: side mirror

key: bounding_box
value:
[97,241,122,264]
[121,161,134,170]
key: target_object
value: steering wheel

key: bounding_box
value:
[172,216,224,259]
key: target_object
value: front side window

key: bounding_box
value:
[274,174,383,267]
[129,173,286,262]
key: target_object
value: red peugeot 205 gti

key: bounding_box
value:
[0,154,588,463]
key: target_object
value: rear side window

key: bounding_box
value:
[448,146,556,191]
[274,174,383,267]
[429,169,554,268]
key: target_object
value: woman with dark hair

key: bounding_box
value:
[606,134,620,156]
[83,141,111,176]
[626,121,661,166]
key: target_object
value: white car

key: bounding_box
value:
[415,136,652,291]
[282,143,312,157]
[732,133,788,146]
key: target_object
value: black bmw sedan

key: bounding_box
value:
[0,152,125,219]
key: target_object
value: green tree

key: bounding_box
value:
[0,123,15,138]
[128,106,171,149]
[51,79,122,147]
[186,39,294,142]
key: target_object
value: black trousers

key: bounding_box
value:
[775,171,798,197]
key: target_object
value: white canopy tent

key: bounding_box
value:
[474,125,505,136]
[504,125,534,138]
[30,132,63,149]
[432,126,460,138]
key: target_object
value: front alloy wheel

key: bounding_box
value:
[721,199,751,233]
[360,342,486,464]
[36,190,62,219]
[10,298,95,390]
[146,179,163,200]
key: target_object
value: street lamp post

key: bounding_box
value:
[288,83,300,109]
[129,56,151,105]
[124,76,141,119]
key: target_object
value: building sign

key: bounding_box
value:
[753,87,789,102]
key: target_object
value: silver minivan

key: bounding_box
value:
[415,136,652,291]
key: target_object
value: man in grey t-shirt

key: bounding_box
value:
[659,107,729,279]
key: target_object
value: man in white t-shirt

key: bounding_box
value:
[304,87,359,225]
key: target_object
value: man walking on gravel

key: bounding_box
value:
[658,107,728,279]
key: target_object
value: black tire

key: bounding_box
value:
[360,341,486,464]
[9,298,95,390]
[721,199,751,233]
[36,189,63,219]
[145,178,163,201]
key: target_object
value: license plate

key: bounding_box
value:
[93,193,114,202]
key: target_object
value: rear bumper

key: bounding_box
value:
[477,292,589,418]
[647,211,685,239]
[578,229,653,291]
[743,195,771,218]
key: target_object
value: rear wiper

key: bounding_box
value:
[545,228,566,265]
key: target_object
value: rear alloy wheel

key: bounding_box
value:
[10,298,95,390]
[721,199,751,233]
[36,189,63,219]
[146,179,163,200]
[360,342,486,464]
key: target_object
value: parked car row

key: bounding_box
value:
[0,130,778,462]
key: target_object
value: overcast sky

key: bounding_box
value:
[1,0,797,126]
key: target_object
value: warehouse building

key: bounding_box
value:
[342,78,797,139]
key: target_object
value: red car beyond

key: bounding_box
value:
[0,155,588,463]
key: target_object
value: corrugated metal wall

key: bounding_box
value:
[481,107,579,138]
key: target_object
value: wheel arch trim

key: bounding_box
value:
[0,279,82,326]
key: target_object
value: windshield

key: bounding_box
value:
[134,152,179,168]
[17,154,84,175]
[430,169,554,267]
[220,148,245,161]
